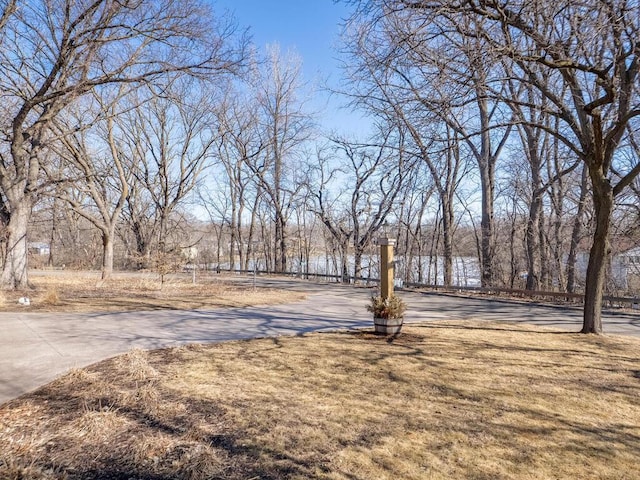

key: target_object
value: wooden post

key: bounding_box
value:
[378,237,395,299]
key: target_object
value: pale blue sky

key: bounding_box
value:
[212,0,368,136]
[216,0,349,75]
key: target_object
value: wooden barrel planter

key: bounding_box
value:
[374,317,404,335]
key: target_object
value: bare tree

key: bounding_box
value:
[341,2,510,287]
[396,164,435,285]
[0,0,244,289]
[122,173,157,268]
[243,45,314,273]
[432,28,513,287]
[309,146,353,281]
[445,0,638,332]
[52,90,131,280]
[121,80,218,264]
[348,0,640,333]
[209,85,265,271]
[311,132,410,282]
[506,80,579,290]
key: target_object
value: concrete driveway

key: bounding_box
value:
[1,276,639,405]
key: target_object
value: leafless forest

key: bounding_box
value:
[1,0,639,332]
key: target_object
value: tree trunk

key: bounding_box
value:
[525,194,542,290]
[582,170,613,334]
[479,164,495,287]
[550,203,564,290]
[1,201,31,289]
[509,209,518,288]
[260,219,273,272]
[214,224,222,270]
[303,237,311,278]
[132,220,151,269]
[354,248,363,282]
[416,232,424,283]
[567,167,589,293]
[229,221,236,271]
[340,241,349,283]
[441,199,454,287]
[279,230,287,273]
[245,194,259,270]
[47,208,56,268]
[539,215,552,289]
[274,212,287,273]
[101,231,115,281]
[474,84,497,288]
[274,213,282,273]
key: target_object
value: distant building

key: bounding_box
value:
[28,242,50,256]
[181,247,198,262]
[617,247,640,293]
[618,247,640,267]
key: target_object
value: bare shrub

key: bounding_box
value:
[42,286,60,305]
[116,349,159,382]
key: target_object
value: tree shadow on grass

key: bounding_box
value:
[3,366,324,479]
[3,320,640,480]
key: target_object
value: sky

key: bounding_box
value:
[212,0,368,136]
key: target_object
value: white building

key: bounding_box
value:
[28,242,50,256]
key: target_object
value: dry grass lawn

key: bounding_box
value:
[0,271,304,312]
[1,321,639,479]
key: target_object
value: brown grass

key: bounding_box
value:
[0,271,304,312]
[1,321,639,479]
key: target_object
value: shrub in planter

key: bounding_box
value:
[367,294,406,334]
